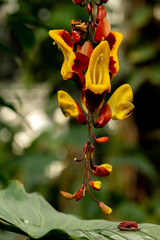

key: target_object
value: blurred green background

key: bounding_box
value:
[0,0,160,238]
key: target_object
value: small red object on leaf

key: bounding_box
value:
[117,221,141,231]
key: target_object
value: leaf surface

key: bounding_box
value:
[0,181,159,240]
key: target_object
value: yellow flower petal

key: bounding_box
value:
[100,164,112,173]
[85,41,111,94]
[58,90,86,124]
[89,181,101,191]
[108,84,134,120]
[49,30,76,80]
[93,181,101,190]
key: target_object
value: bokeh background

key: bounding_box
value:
[0,0,160,239]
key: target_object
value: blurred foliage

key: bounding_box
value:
[0,0,160,239]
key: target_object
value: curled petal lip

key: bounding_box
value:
[108,84,134,120]
[58,90,87,124]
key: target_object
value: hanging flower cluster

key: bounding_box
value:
[49,0,134,215]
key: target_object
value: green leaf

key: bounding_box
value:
[0,180,160,239]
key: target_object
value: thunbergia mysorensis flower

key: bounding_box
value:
[49,0,134,215]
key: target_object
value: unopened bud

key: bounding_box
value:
[60,191,73,200]
[72,30,83,44]
[91,164,112,177]
[73,187,85,201]
[98,202,112,215]
[96,5,107,22]
[87,2,93,15]
[89,181,101,191]
[72,0,84,5]
[95,103,111,128]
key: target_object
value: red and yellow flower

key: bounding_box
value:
[49,29,89,88]
[49,0,135,216]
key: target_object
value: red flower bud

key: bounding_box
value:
[73,186,86,201]
[87,2,93,15]
[96,5,107,22]
[72,30,83,44]
[91,129,109,144]
[91,164,112,177]
[72,0,84,5]
[98,202,112,215]
[95,103,111,128]
[94,18,110,42]
[91,21,95,32]
[89,181,101,191]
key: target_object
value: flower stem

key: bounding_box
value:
[86,184,100,203]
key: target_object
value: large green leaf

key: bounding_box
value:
[0,181,159,239]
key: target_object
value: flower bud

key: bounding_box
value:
[73,187,86,201]
[91,129,109,144]
[95,103,111,128]
[91,21,95,33]
[87,2,93,15]
[96,5,107,22]
[89,181,101,191]
[60,191,73,200]
[98,202,112,215]
[72,0,84,5]
[72,30,83,44]
[91,164,112,177]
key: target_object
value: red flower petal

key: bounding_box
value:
[94,18,110,42]
[91,129,109,144]
[59,30,73,49]
[94,21,103,42]
[73,187,85,201]
[77,41,93,58]
[91,165,111,177]
[85,89,106,111]
[106,32,116,50]
[72,52,89,73]
[75,101,87,125]
[95,103,111,128]
[118,221,141,231]
[72,30,83,44]
[109,56,117,78]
